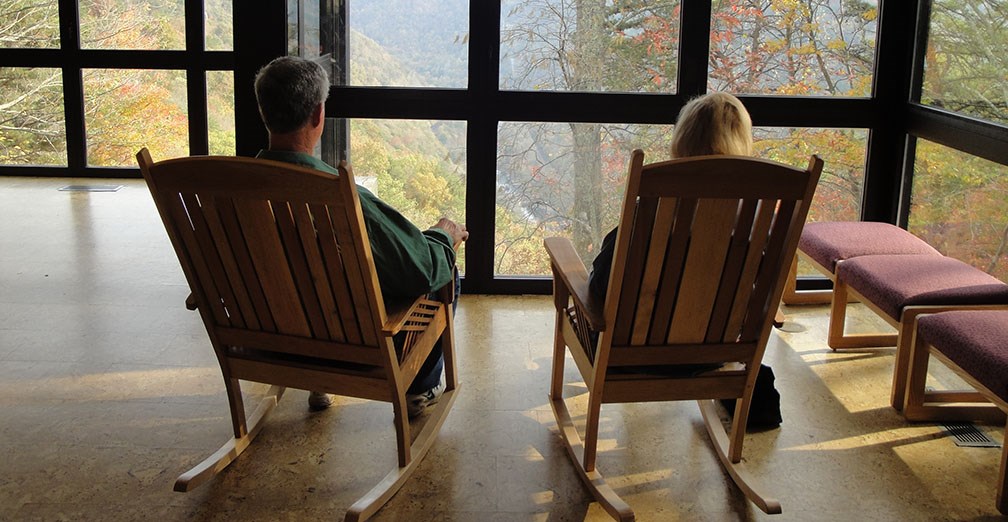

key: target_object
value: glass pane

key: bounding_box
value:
[207,71,235,155]
[494,124,866,277]
[501,0,680,92]
[0,68,66,166]
[495,122,674,276]
[909,139,1008,280]
[342,119,467,272]
[349,0,468,87]
[709,0,878,96]
[79,0,185,50]
[287,0,322,57]
[755,127,868,279]
[1,0,60,48]
[83,69,188,166]
[753,127,867,223]
[205,0,233,51]
[921,0,1008,125]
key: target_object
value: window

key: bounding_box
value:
[83,69,189,166]
[500,0,681,93]
[349,0,468,88]
[494,124,868,276]
[709,0,878,97]
[0,67,66,166]
[495,122,674,275]
[79,0,186,50]
[3,2,1007,294]
[909,138,1008,280]
[1,1,60,49]
[0,0,234,174]
[347,118,468,272]
[921,0,1007,125]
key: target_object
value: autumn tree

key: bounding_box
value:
[710,0,878,222]
[1,0,64,165]
[499,0,682,274]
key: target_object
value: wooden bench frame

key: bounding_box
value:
[828,270,1008,411]
[904,313,1008,513]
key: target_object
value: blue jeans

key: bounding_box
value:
[406,269,460,394]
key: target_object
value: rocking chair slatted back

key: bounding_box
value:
[141,150,392,376]
[602,153,818,373]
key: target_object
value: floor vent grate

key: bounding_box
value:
[59,184,123,192]
[942,422,1001,448]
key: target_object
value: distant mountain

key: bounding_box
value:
[350,0,469,87]
[349,29,427,87]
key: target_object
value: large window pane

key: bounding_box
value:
[756,127,868,279]
[79,0,185,50]
[495,124,866,277]
[921,0,1008,125]
[500,0,680,93]
[1,0,60,48]
[753,127,867,222]
[496,122,674,276]
[0,68,66,166]
[340,118,467,271]
[205,0,233,51]
[287,0,322,57]
[909,139,1008,280]
[83,69,188,166]
[709,0,878,96]
[348,0,468,88]
[207,71,235,155]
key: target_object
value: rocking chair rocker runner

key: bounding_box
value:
[137,148,458,522]
[545,150,821,519]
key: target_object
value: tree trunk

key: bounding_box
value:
[570,0,606,258]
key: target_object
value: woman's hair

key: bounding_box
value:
[669,92,753,158]
[254,56,330,134]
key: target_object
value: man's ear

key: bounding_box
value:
[311,103,325,127]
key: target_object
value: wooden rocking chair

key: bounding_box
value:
[137,148,458,522]
[544,150,821,519]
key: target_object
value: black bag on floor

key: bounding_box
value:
[720,364,782,430]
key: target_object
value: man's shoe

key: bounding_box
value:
[308,391,334,411]
[406,379,445,418]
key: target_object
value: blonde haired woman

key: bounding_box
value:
[589,91,754,297]
[585,92,781,429]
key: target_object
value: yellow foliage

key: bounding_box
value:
[827,39,847,51]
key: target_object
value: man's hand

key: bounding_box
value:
[432,217,468,250]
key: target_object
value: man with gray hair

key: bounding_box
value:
[254,56,468,417]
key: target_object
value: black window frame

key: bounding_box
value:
[2,0,1006,295]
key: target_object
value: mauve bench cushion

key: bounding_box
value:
[799,222,940,272]
[917,310,1008,403]
[837,255,1008,320]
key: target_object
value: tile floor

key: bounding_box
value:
[1,176,1005,521]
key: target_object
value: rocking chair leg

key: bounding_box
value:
[175,385,285,492]
[550,395,635,521]
[697,399,782,515]
[344,387,459,522]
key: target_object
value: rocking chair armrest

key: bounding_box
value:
[185,292,198,311]
[544,237,605,332]
[383,296,423,334]
[383,266,457,335]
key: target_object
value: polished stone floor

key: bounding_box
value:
[1,176,1005,521]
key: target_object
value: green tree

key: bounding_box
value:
[922,0,1007,124]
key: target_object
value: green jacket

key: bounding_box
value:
[256,150,456,299]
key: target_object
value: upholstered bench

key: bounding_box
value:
[782,221,941,305]
[904,310,1008,514]
[829,254,1008,409]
